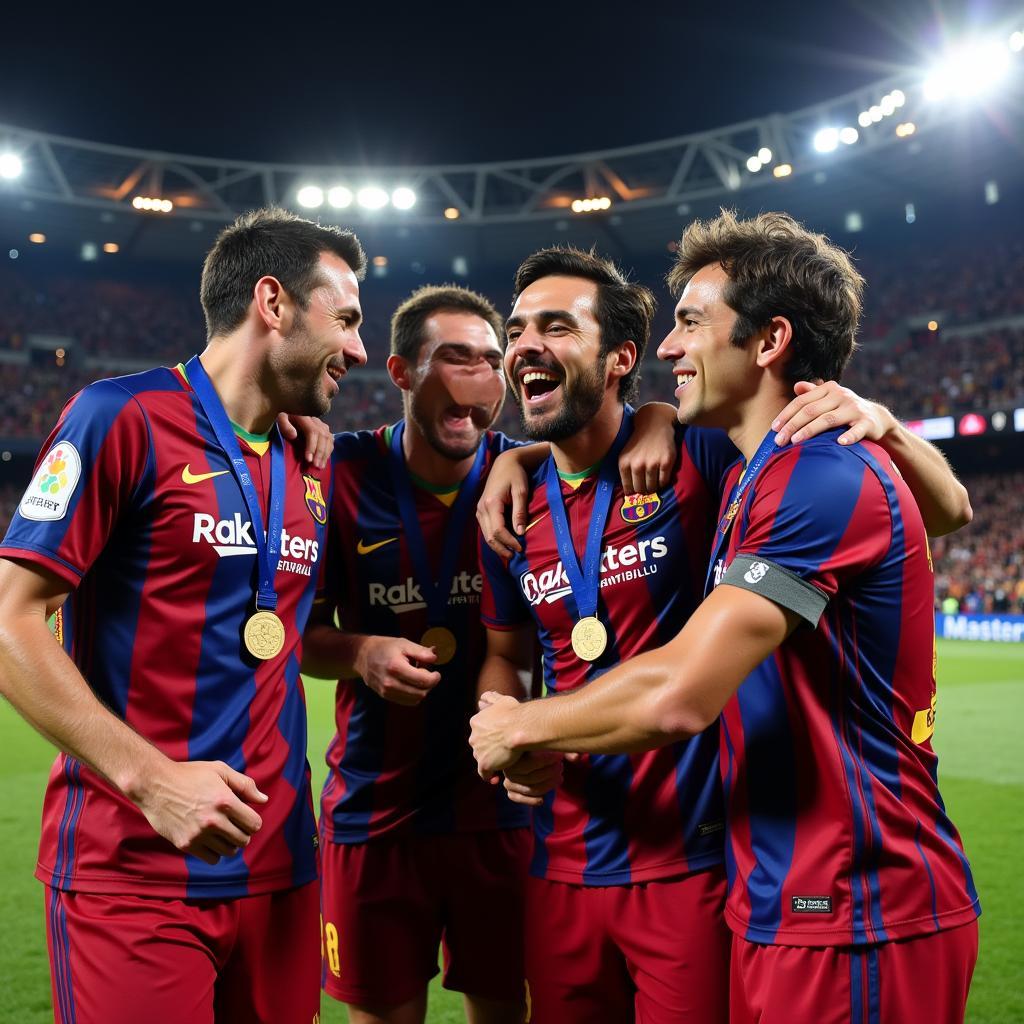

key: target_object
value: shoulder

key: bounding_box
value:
[487,430,528,456]
[332,426,386,464]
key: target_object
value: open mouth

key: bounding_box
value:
[324,364,344,394]
[674,369,696,394]
[520,368,562,405]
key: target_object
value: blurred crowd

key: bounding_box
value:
[2,242,1023,617]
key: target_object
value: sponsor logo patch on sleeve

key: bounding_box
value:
[19,442,82,521]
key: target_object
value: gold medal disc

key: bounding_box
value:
[421,626,457,666]
[571,616,607,662]
[244,610,286,660]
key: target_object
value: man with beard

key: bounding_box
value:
[0,207,367,1024]
[472,215,977,1024]
[302,285,536,1024]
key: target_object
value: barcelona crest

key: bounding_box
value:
[303,474,328,524]
[619,492,661,523]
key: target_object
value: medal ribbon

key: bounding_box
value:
[545,408,633,621]
[704,427,783,596]
[387,420,487,626]
[186,355,286,612]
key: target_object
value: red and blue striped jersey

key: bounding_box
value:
[481,411,738,885]
[317,424,529,843]
[0,365,327,899]
[711,430,980,945]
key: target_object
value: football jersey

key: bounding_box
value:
[710,429,980,945]
[318,424,529,843]
[0,364,328,899]
[481,408,738,885]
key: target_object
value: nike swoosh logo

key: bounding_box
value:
[356,537,398,555]
[182,465,230,485]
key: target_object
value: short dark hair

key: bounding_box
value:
[512,247,655,402]
[390,284,505,362]
[668,210,864,382]
[200,207,367,339]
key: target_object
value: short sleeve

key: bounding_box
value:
[478,531,531,630]
[721,444,893,624]
[0,379,152,587]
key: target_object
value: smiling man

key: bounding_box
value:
[303,286,533,1024]
[0,207,368,1024]
[471,213,979,1024]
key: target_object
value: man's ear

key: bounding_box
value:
[755,316,794,370]
[607,339,638,385]
[387,353,413,391]
[252,275,294,335]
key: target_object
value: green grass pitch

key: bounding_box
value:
[0,640,1021,1023]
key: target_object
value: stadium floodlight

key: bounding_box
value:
[890,89,906,107]
[0,153,23,180]
[813,127,840,153]
[858,111,872,128]
[985,180,999,204]
[905,203,916,224]
[923,39,1012,102]
[391,187,417,210]
[757,147,772,164]
[327,186,352,209]
[444,206,461,220]
[895,122,917,138]
[296,186,324,209]
[773,163,792,178]
[356,186,389,210]
[839,127,859,145]
[869,105,883,122]
[28,232,45,244]
[880,95,896,117]
[746,156,762,173]
[103,242,119,254]
[1011,31,1024,52]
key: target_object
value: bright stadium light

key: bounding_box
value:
[858,111,872,128]
[869,105,883,122]
[813,127,840,153]
[1011,31,1024,52]
[758,147,772,163]
[357,186,389,210]
[297,186,324,209]
[773,163,793,178]
[391,187,417,210]
[0,153,23,180]
[327,186,352,209]
[890,89,906,107]
[746,156,762,173]
[923,39,1012,101]
[839,126,859,145]
[880,95,896,116]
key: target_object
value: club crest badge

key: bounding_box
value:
[619,492,661,524]
[303,474,327,524]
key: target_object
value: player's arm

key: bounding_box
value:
[470,584,798,776]
[301,599,440,706]
[772,380,972,535]
[478,624,566,805]
[0,557,267,865]
[477,402,679,556]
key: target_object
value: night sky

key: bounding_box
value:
[2,0,1017,166]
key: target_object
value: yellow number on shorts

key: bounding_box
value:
[321,918,341,977]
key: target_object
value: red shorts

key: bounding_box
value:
[729,919,979,1024]
[524,867,730,1024]
[320,829,530,1008]
[45,882,320,1024]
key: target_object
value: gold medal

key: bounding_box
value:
[244,610,286,660]
[571,616,607,662]
[421,626,457,666]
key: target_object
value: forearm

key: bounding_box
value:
[301,621,365,679]
[477,650,530,701]
[0,613,168,799]
[877,418,972,535]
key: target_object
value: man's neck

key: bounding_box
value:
[198,339,277,435]
[550,399,625,476]
[727,387,790,462]
[401,417,478,489]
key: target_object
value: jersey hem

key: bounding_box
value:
[0,545,84,587]
[321,820,530,844]
[35,862,318,899]
[534,849,723,887]
[479,615,531,631]
[726,898,981,946]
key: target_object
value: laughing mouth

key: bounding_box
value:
[675,370,695,391]
[520,369,561,402]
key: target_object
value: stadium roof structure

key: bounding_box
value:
[2,21,1023,269]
